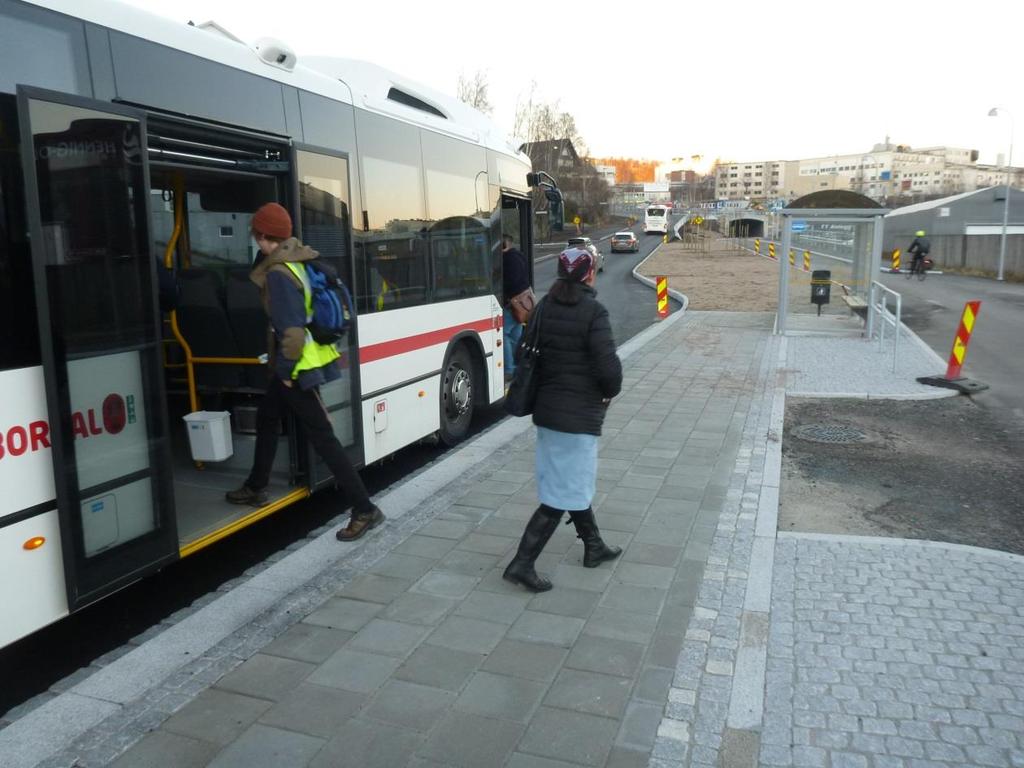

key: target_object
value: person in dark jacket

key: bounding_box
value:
[908,230,930,275]
[225,202,384,542]
[503,247,623,592]
[502,235,530,379]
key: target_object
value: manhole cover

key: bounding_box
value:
[792,423,870,444]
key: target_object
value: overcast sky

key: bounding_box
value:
[121,0,1023,171]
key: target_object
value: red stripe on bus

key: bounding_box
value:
[360,319,494,363]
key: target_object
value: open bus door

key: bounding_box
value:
[501,193,533,286]
[17,87,178,610]
[291,145,364,486]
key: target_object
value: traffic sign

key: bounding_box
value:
[573,215,581,225]
[791,220,808,232]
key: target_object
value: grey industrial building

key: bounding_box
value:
[883,187,1024,278]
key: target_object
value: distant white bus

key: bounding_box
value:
[644,205,670,235]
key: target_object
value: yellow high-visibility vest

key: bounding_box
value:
[283,262,340,379]
[376,278,403,311]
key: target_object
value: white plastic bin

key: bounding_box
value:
[183,411,233,462]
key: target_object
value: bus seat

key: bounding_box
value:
[175,268,243,389]
[225,267,268,388]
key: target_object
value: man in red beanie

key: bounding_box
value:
[226,202,385,541]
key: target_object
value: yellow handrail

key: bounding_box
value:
[191,356,263,365]
[162,178,265,417]
[162,179,181,271]
[162,175,202,414]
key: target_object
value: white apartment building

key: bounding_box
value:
[713,144,1021,204]
[644,182,671,202]
[714,160,787,202]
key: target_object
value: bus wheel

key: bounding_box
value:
[439,344,474,445]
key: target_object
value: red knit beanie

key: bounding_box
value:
[252,203,292,239]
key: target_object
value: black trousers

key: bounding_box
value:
[246,377,373,514]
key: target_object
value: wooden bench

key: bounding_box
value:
[842,294,868,319]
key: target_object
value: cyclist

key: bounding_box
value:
[907,230,931,277]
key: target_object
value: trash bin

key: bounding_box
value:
[183,411,233,461]
[810,270,831,316]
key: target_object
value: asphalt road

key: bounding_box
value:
[878,270,1024,427]
[534,220,683,342]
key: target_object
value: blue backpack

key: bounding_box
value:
[301,260,354,344]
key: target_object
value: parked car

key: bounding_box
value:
[567,236,605,273]
[610,231,639,253]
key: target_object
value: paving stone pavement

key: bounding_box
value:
[9,310,774,768]
[9,308,1024,768]
[765,534,1024,768]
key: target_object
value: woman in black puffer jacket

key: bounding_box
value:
[503,247,623,592]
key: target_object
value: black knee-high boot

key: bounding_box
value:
[568,508,621,568]
[503,505,563,592]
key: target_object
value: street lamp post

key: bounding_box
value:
[988,107,1014,281]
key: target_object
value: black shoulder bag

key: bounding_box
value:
[503,296,546,417]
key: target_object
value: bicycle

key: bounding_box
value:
[906,255,931,280]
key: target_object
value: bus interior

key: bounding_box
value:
[146,123,361,553]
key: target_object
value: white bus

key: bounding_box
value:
[0,0,540,649]
[644,204,670,235]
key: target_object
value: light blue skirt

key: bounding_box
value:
[536,426,598,511]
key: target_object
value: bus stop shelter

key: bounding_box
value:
[775,191,889,335]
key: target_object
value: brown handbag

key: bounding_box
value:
[508,287,536,325]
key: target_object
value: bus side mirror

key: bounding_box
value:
[545,188,564,232]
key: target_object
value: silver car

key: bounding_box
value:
[610,231,639,253]
[566,236,605,273]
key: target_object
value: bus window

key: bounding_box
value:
[0,94,41,371]
[0,3,87,96]
[421,131,492,301]
[428,216,491,301]
[296,152,352,286]
[355,112,428,313]
[29,99,154,353]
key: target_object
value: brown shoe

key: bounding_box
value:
[225,484,268,506]
[335,506,385,541]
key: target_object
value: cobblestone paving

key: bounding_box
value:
[767,534,1024,768]
[649,315,781,768]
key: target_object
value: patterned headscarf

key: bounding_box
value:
[557,247,594,282]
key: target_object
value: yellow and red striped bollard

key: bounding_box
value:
[656,276,669,318]
[754,239,760,254]
[945,301,981,379]
[803,251,811,271]
[788,248,794,266]
[768,242,776,260]
[891,248,901,272]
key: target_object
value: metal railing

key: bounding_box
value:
[867,280,902,372]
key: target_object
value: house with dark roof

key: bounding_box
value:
[519,139,583,178]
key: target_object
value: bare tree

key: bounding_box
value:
[456,70,493,115]
[512,83,586,154]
